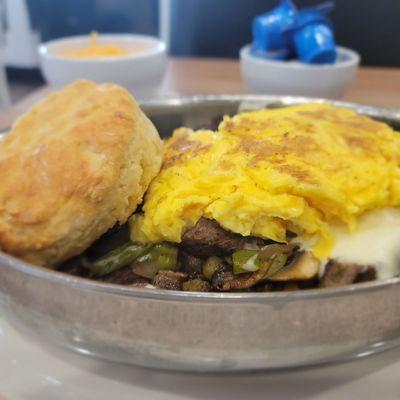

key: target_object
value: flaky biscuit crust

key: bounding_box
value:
[0,80,163,267]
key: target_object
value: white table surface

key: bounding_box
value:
[1,315,400,400]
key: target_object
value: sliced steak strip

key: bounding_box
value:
[182,217,247,257]
[319,259,376,288]
[355,267,377,283]
[179,250,204,274]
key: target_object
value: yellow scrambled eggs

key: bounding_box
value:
[130,104,400,258]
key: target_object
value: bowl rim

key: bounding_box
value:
[240,45,360,70]
[38,33,166,63]
[2,248,399,304]
[2,93,400,304]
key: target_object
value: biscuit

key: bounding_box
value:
[0,80,163,267]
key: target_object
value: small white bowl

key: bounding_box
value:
[240,45,360,99]
[39,34,167,98]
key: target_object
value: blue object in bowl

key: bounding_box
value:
[293,21,337,64]
[293,4,337,64]
[252,0,297,51]
[251,0,337,64]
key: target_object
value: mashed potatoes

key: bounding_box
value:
[130,104,400,259]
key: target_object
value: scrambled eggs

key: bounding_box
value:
[130,104,400,259]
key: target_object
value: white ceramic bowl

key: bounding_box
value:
[39,34,167,98]
[240,45,360,99]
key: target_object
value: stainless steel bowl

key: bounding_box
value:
[1,95,400,372]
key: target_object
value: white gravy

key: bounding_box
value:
[296,208,400,280]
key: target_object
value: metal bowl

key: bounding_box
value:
[1,95,400,372]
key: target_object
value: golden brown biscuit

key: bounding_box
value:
[0,80,163,267]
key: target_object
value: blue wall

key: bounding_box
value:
[169,0,400,67]
[27,0,159,41]
[26,0,400,67]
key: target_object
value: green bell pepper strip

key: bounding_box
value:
[202,256,224,281]
[90,242,152,277]
[232,249,261,275]
[131,243,178,279]
[150,244,178,270]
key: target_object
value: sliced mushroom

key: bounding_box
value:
[182,278,211,292]
[267,251,320,281]
[152,271,188,290]
[212,262,271,291]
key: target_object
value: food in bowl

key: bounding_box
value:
[1,81,399,293]
[57,31,133,58]
[240,45,360,99]
[38,34,167,94]
[120,103,400,291]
